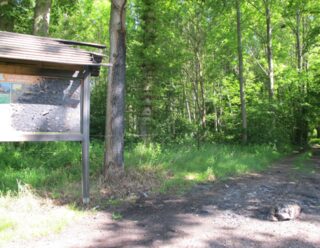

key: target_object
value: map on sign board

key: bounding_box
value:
[0,73,81,134]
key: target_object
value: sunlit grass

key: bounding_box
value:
[0,183,82,247]
[0,142,286,196]
[125,143,285,193]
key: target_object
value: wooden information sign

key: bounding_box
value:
[0,31,106,204]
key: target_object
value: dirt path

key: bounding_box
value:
[8,151,320,248]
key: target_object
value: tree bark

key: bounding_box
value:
[265,0,275,99]
[296,10,303,72]
[236,0,247,144]
[139,0,157,143]
[199,61,206,129]
[104,0,127,178]
[184,80,192,123]
[33,0,52,36]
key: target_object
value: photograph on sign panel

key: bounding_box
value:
[0,83,11,104]
[0,75,81,134]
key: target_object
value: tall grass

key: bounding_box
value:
[0,141,286,195]
[0,142,104,193]
[125,143,284,193]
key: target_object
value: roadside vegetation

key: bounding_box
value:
[2,138,319,245]
[0,142,287,197]
[0,141,288,245]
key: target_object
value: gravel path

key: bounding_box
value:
[7,151,320,248]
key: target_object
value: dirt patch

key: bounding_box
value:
[6,151,320,248]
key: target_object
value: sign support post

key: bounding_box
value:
[82,69,91,204]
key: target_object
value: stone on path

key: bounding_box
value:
[268,202,301,221]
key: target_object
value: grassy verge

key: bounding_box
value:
[125,143,284,194]
[0,141,287,244]
[0,142,286,196]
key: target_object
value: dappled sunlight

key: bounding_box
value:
[0,184,82,247]
[0,150,319,247]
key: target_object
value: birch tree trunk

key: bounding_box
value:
[104,0,127,178]
[33,0,52,36]
[296,10,308,146]
[236,0,248,144]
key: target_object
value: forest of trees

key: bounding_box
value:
[1,0,320,150]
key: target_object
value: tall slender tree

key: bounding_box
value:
[33,0,52,36]
[264,0,275,99]
[104,0,127,177]
[236,0,247,144]
[139,0,157,143]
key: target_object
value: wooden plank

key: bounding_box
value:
[0,63,85,79]
[0,32,105,67]
[81,70,91,204]
[0,41,94,56]
[0,47,94,60]
[0,133,83,142]
[0,59,83,71]
[0,40,93,54]
[53,38,107,49]
[0,52,94,65]
[0,40,106,58]
[0,31,106,49]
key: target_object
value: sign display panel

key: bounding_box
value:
[0,73,81,135]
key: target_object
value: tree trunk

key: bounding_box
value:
[139,0,157,143]
[104,0,127,178]
[184,81,192,123]
[236,0,247,144]
[296,10,303,73]
[293,9,308,147]
[199,64,206,129]
[33,0,52,36]
[265,0,275,99]
[317,127,320,139]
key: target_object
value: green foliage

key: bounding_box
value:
[50,0,110,42]
[310,138,320,145]
[11,0,315,146]
[0,0,34,33]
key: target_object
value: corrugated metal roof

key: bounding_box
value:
[0,31,106,68]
